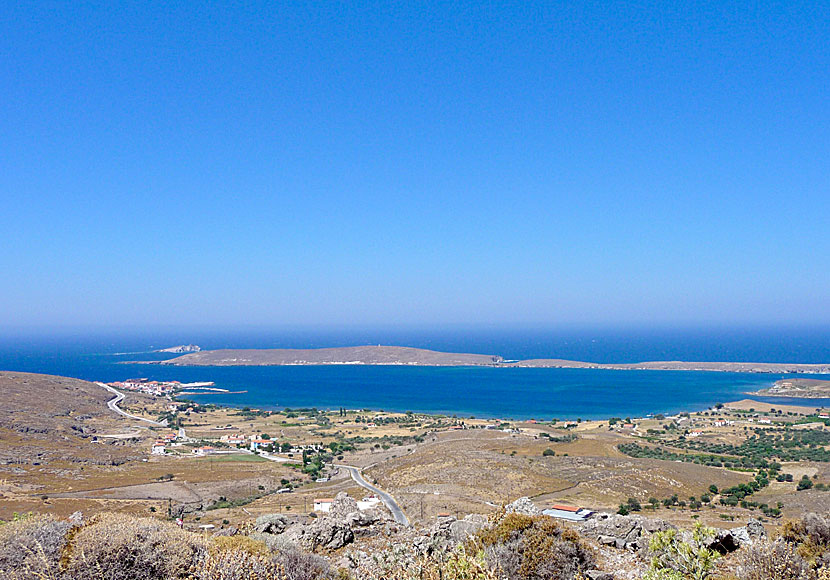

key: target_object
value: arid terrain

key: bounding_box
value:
[4,370,830,536]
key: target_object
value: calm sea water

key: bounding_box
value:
[1,328,829,419]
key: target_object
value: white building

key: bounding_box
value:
[542,505,594,522]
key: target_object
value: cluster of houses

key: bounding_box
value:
[151,431,181,455]
[109,378,180,397]
[150,429,329,458]
[216,433,326,455]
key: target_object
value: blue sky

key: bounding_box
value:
[1,1,828,330]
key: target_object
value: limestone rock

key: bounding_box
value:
[505,497,542,516]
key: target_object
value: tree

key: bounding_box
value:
[708,484,718,495]
[542,448,555,456]
[797,475,813,491]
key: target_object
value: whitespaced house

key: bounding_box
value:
[314,498,334,512]
[250,439,271,451]
[314,496,382,513]
[192,446,215,456]
[151,442,166,455]
[357,496,381,510]
[542,504,594,522]
[220,434,247,446]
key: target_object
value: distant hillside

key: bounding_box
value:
[159,346,830,373]
[161,345,503,366]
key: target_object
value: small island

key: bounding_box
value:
[155,344,201,354]
[149,345,830,374]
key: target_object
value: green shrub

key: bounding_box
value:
[646,523,719,580]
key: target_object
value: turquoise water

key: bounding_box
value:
[1,332,829,419]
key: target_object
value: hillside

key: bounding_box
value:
[0,371,140,467]
[160,345,504,366]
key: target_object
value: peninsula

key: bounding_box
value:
[155,345,830,373]
[750,378,830,398]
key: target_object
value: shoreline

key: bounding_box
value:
[174,391,830,423]
[131,358,830,374]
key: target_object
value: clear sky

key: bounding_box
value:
[1,2,828,330]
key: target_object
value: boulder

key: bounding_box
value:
[330,492,359,517]
[346,509,381,527]
[255,513,289,534]
[711,519,766,554]
[287,517,354,551]
[585,571,614,580]
[505,497,542,516]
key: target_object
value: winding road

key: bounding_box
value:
[336,464,409,526]
[96,382,166,427]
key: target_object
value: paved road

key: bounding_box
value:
[335,464,409,526]
[97,382,167,427]
[259,451,294,463]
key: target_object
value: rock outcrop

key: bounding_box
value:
[286,516,355,551]
[579,512,674,552]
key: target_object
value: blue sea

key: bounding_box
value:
[1,327,829,420]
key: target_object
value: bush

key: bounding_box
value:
[0,513,73,580]
[780,513,830,567]
[273,544,337,580]
[63,513,207,579]
[197,548,285,580]
[738,541,811,580]
[476,513,595,580]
